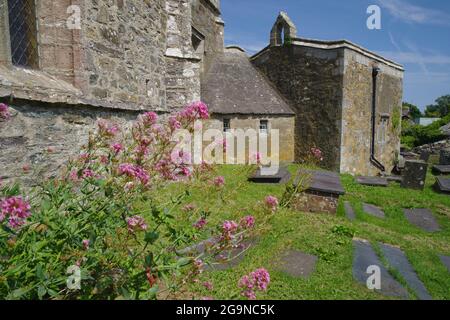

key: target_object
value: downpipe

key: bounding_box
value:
[370,67,386,173]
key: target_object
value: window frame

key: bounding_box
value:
[223,118,231,132]
[259,119,269,134]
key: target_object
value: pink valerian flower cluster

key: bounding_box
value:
[0,196,31,229]
[240,215,255,229]
[311,147,323,162]
[213,176,225,187]
[264,196,279,212]
[202,281,213,291]
[111,143,123,154]
[0,103,11,120]
[179,101,209,121]
[82,239,90,250]
[221,220,238,242]
[141,112,158,126]
[193,217,207,230]
[97,119,119,137]
[169,116,182,131]
[238,268,271,300]
[126,215,148,233]
[118,163,150,186]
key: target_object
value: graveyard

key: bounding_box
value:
[160,163,450,300]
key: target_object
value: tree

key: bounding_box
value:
[402,102,421,120]
[424,94,450,118]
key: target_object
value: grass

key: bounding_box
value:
[156,164,450,300]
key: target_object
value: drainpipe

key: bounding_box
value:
[370,67,386,173]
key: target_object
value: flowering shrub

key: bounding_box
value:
[0,101,270,300]
[0,103,10,120]
[264,196,279,213]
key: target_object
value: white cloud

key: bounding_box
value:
[377,0,450,26]
[378,51,450,65]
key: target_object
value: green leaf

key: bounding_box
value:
[176,257,191,267]
[37,285,47,299]
[148,285,159,300]
[144,231,159,244]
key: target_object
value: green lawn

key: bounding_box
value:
[157,165,450,300]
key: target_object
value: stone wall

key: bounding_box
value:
[340,49,403,176]
[191,0,224,78]
[82,0,168,111]
[204,115,295,163]
[252,45,344,171]
[0,100,137,186]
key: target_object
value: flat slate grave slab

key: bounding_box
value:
[439,255,450,273]
[275,250,318,279]
[403,209,440,232]
[248,166,291,184]
[434,176,450,194]
[432,165,450,175]
[387,175,403,183]
[363,203,386,219]
[356,176,389,187]
[380,244,432,300]
[353,240,409,299]
[344,201,356,221]
[178,238,258,271]
[296,169,345,195]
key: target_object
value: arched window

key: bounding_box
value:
[7,0,39,68]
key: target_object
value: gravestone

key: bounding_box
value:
[275,250,318,279]
[363,203,385,219]
[434,176,450,194]
[401,160,428,190]
[352,240,409,298]
[440,255,450,273]
[403,209,440,232]
[431,165,450,175]
[291,170,345,214]
[344,201,356,221]
[248,166,291,184]
[419,151,430,163]
[356,176,389,187]
[380,244,432,300]
[439,149,450,165]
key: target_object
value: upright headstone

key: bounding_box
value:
[401,160,428,191]
[439,149,450,165]
[419,151,430,163]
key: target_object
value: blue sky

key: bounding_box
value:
[221,0,450,110]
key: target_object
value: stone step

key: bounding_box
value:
[380,243,432,300]
[352,240,409,299]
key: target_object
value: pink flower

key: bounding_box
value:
[311,147,323,162]
[22,164,31,172]
[97,119,119,137]
[69,170,79,182]
[240,215,255,229]
[118,163,150,185]
[253,152,262,164]
[82,169,95,179]
[82,239,90,250]
[142,112,158,125]
[0,103,11,120]
[202,281,214,291]
[222,220,238,233]
[213,176,225,187]
[179,101,209,120]
[193,217,207,230]
[126,215,148,233]
[169,116,181,130]
[238,268,270,300]
[0,196,31,229]
[265,196,278,212]
[111,143,123,154]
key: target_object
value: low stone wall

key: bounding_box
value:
[412,139,450,155]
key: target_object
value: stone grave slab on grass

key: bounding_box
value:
[380,244,432,300]
[275,250,318,279]
[356,176,389,187]
[178,238,258,271]
[403,209,440,232]
[363,203,385,219]
[352,240,409,299]
[344,201,356,221]
[291,170,345,215]
[387,175,403,183]
[434,176,450,194]
[439,255,450,273]
[248,166,291,184]
[431,165,450,175]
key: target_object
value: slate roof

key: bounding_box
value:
[202,48,295,116]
